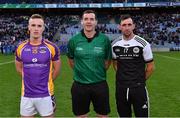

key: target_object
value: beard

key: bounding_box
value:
[123,31,133,38]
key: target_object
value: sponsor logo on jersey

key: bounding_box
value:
[94,47,103,53]
[32,58,38,63]
[39,49,46,54]
[24,48,31,52]
[133,47,140,53]
[115,48,121,53]
[124,44,130,46]
[76,47,83,51]
[24,63,47,67]
[39,47,47,54]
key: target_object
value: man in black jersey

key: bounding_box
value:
[112,14,155,117]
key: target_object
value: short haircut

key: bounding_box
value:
[82,10,97,20]
[29,14,44,21]
[120,14,133,23]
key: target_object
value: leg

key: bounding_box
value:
[116,82,132,117]
[91,81,110,117]
[76,114,88,118]
[96,113,108,118]
[42,114,54,118]
[34,96,55,117]
[21,116,34,118]
[71,81,91,116]
[132,86,149,117]
[20,97,36,118]
[42,95,56,118]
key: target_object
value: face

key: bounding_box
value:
[28,18,44,39]
[81,13,97,32]
[119,18,135,38]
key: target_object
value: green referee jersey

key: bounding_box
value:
[67,30,112,84]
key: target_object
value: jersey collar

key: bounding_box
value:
[122,35,136,42]
[81,29,99,42]
[28,38,44,46]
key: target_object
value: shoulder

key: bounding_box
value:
[44,39,57,47]
[111,35,123,46]
[98,32,108,38]
[98,32,106,37]
[44,39,59,50]
[16,40,29,55]
[44,40,60,56]
[134,35,150,47]
[16,40,28,49]
[69,32,82,41]
[18,40,28,46]
[98,32,111,43]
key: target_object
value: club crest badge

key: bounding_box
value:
[133,47,139,53]
[32,47,38,54]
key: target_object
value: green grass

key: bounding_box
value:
[0,52,180,117]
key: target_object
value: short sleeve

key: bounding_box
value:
[52,44,60,61]
[15,42,25,62]
[111,45,117,60]
[67,39,75,59]
[15,47,22,62]
[105,37,112,60]
[143,43,153,63]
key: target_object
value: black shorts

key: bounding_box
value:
[71,81,110,116]
[116,82,149,117]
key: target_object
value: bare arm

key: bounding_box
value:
[112,60,117,71]
[105,60,111,70]
[15,60,23,76]
[68,58,74,69]
[145,61,155,80]
[52,60,61,80]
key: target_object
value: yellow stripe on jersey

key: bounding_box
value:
[16,41,27,96]
[48,60,54,96]
[21,79,24,96]
[44,41,56,95]
[44,41,56,58]
[21,68,25,96]
[16,40,28,60]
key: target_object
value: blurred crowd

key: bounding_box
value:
[0,13,180,54]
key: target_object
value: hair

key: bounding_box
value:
[29,14,44,21]
[120,14,133,23]
[82,10,97,20]
[28,14,45,33]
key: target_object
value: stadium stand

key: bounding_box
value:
[0,0,180,54]
[0,12,179,54]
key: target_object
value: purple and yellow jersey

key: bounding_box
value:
[15,39,60,98]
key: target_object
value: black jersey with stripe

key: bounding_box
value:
[112,35,153,88]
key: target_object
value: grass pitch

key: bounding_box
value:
[0,52,180,117]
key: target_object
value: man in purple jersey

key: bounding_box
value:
[15,14,61,117]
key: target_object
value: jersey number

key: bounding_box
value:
[124,48,129,53]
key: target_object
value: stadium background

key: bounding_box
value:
[0,0,180,117]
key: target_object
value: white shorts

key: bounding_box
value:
[20,96,55,117]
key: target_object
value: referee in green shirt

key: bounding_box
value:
[67,10,112,117]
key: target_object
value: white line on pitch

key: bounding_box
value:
[0,60,14,66]
[154,54,180,61]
